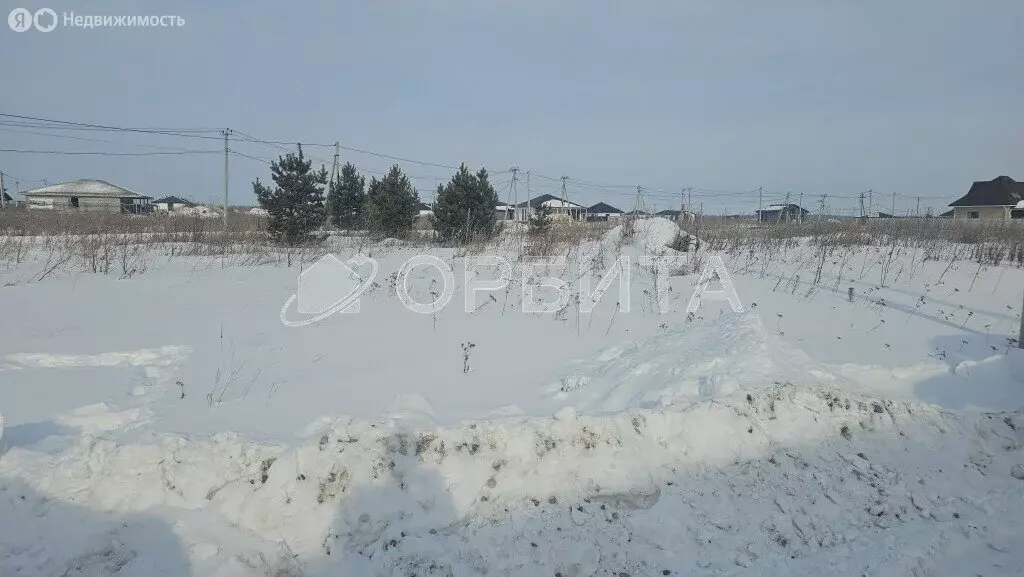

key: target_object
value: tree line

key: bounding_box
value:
[252,146,505,245]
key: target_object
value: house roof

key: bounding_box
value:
[949,176,1024,207]
[22,179,151,199]
[152,195,195,206]
[588,202,622,214]
[757,204,809,213]
[656,209,680,217]
[516,194,585,209]
[1,192,12,202]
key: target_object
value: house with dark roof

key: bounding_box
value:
[756,204,809,223]
[516,194,587,221]
[151,195,196,213]
[587,202,623,221]
[948,176,1024,221]
[22,179,151,213]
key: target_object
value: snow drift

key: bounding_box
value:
[2,385,1022,576]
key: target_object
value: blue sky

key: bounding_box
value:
[1,0,1021,215]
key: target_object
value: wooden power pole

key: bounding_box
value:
[222,128,232,228]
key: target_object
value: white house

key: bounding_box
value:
[151,195,197,213]
[22,179,151,213]
[515,194,587,221]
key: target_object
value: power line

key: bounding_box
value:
[0,126,226,153]
[232,130,472,171]
[0,112,959,208]
[0,114,222,139]
[0,148,218,156]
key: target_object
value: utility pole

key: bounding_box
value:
[0,171,5,209]
[758,186,763,222]
[779,191,790,223]
[891,192,896,216]
[633,185,648,217]
[560,176,572,220]
[329,142,340,186]
[508,166,519,221]
[798,191,804,224]
[222,128,232,229]
[916,197,921,218]
[859,192,866,221]
[868,190,873,217]
[525,171,532,218]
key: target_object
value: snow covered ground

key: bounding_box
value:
[1,221,1023,576]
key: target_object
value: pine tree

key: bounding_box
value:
[528,202,552,236]
[433,164,500,243]
[253,145,328,245]
[364,165,420,238]
[325,162,366,229]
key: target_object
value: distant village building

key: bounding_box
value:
[22,179,151,213]
[516,194,587,221]
[151,195,196,213]
[586,202,623,221]
[495,204,515,220]
[948,176,1024,220]
[655,209,697,224]
[756,204,808,222]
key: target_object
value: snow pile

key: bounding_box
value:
[2,385,1022,576]
[601,217,685,255]
[550,311,832,412]
[248,207,269,216]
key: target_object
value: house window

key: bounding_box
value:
[70,196,79,208]
[967,211,979,219]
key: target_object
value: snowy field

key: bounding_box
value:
[1,220,1023,576]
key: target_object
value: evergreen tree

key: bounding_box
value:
[325,162,366,229]
[253,145,328,245]
[528,202,552,236]
[433,164,500,243]
[364,165,420,238]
